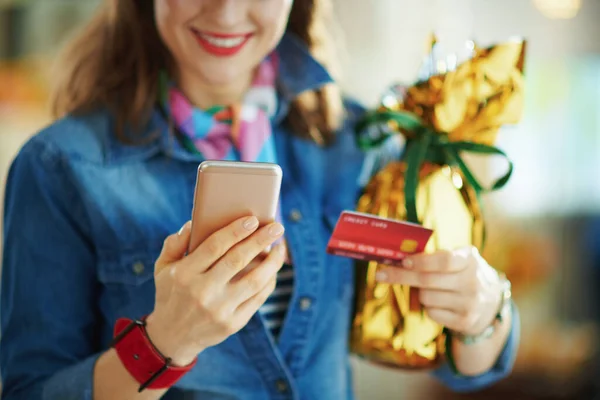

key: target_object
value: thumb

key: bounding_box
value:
[155,221,192,276]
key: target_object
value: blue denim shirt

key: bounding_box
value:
[0,34,519,400]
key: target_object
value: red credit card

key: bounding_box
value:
[326,211,433,265]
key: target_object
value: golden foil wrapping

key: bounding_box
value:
[398,40,526,146]
[351,39,525,369]
[351,163,484,368]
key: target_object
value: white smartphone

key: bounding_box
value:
[188,160,283,253]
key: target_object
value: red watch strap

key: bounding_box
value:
[112,317,197,391]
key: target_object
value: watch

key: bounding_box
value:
[451,274,512,345]
[110,317,197,392]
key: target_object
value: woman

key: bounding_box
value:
[0,1,519,399]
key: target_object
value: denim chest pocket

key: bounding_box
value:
[96,246,161,319]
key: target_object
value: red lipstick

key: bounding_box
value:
[191,29,253,57]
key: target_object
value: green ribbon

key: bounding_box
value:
[357,109,513,224]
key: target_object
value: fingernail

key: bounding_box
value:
[178,221,190,236]
[403,258,414,268]
[269,223,285,237]
[375,270,388,281]
[243,216,259,231]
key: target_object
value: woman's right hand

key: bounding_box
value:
[145,216,286,366]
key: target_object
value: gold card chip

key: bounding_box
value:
[400,239,418,253]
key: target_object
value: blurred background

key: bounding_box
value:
[1,0,599,399]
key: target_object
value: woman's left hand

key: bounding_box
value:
[375,246,503,336]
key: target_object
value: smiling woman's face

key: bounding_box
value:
[155,0,292,91]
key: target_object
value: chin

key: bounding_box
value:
[198,66,245,86]
[195,56,262,91]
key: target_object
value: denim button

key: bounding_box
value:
[299,297,312,311]
[132,261,145,275]
[289,209,302,222]
[275,379,288,393]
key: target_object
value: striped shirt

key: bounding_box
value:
[259,264,294,338]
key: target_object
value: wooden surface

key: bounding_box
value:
[431,364,600,400]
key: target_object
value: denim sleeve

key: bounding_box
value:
[430,302,520,393]
[1,138,101,399]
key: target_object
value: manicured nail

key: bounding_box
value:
[178,221,191,236]
[243,216,259,230]
[375,270,388,281]
[403,258,414,268]
[269,223,285,237]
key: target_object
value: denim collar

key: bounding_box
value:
[105,32,333,164]
[275,33,333,103]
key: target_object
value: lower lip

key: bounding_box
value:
[192,32,252,57]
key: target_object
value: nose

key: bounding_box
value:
[206,0,245,28]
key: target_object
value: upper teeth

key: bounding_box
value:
[200,34,245,48]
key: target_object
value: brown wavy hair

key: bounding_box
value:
[51,0,342,145]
